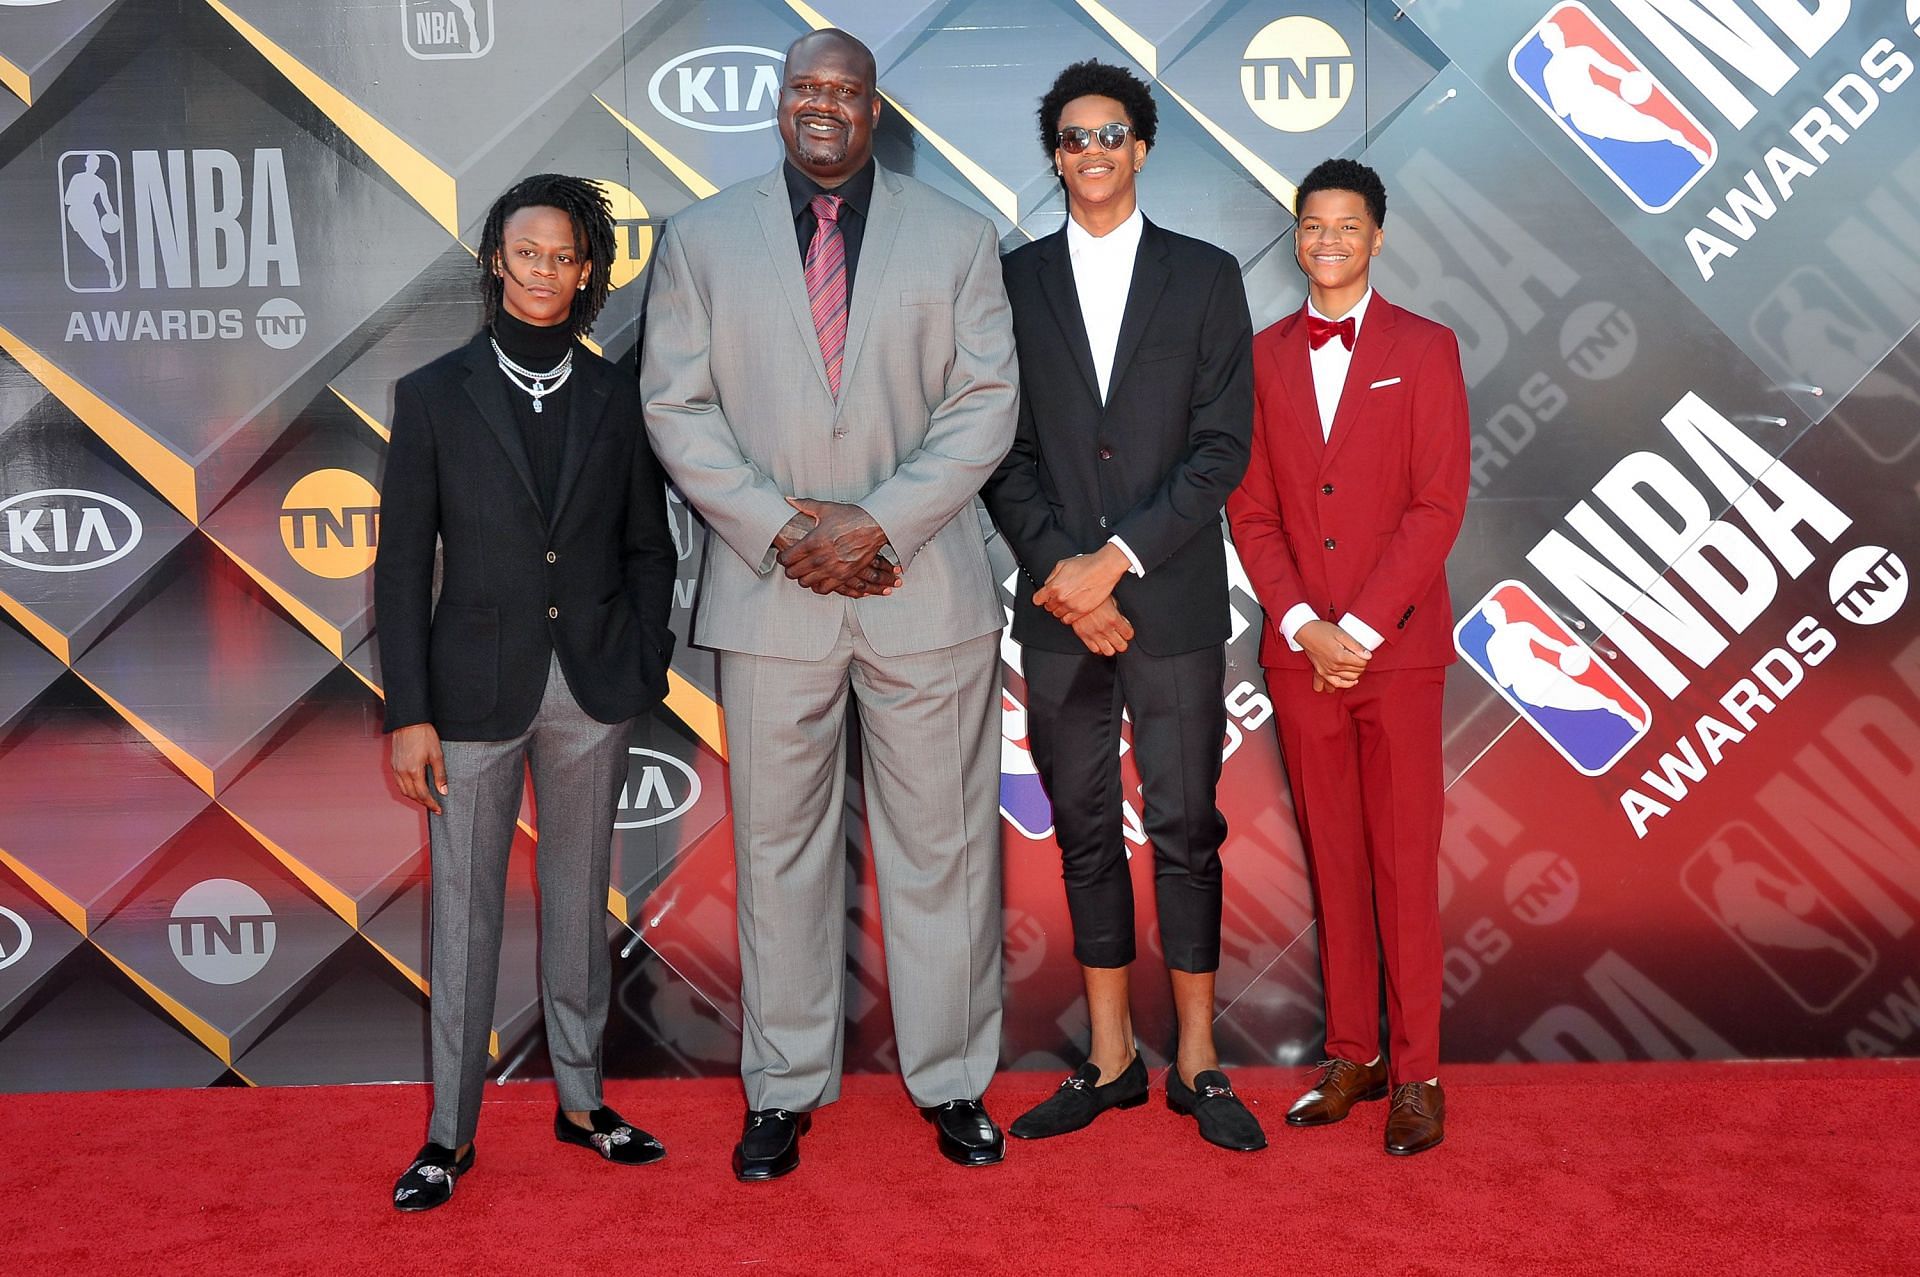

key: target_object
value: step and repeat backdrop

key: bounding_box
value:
[1,0,1917,1091]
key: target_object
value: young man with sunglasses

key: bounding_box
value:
[984,60,1261,1151]
[1226,159,1470,1155]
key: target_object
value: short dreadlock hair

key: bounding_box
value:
[1294,158,1387,226]
[476,173,616,339]
[1037,60,1157,161]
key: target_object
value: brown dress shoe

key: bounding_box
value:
[1384,1081,1445,1155]
[1286,1057,1389,1127]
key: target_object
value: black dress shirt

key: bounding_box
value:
[785,159,874,292]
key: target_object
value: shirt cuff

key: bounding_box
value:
[1106,535,1145,577]
[1339,612,1385,652]
[1279,602,1318,651]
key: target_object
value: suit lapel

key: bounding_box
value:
[751,165,834,398]
[1104,218,1170,407]
[1036,231,1100,405]
[548,351,611,530]
[461,334,542,512]
[1274,308,1323,466]
[835,165,903,408]
[1322,296,1400,469]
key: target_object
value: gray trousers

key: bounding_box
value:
[426,655,630,1148]
[720,616,1003,1112]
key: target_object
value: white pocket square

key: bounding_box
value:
[1370,376,1402,389]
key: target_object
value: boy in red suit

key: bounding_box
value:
[1226,159,1469,1155]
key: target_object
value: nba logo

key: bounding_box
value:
[1454,580,1650,776]
[999,688,1053,839]
[1509,3,1715,214]
[57,150,126,293]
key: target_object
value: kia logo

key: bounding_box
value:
[647,45,784,133]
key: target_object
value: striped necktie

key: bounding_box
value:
[804,193,848,396]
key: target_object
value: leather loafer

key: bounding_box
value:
[1166,1069,1268,1151]
[1384,1081,1445,1156]
[1287,1056,1389,1127]
[555,1106,666,1165]
[733,1108,810,1182]
[392,1141,474,1212]
[1010,1055,1149,1140]
[921,1098,1005,1166]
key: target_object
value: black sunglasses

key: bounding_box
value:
[1056,122,1134,154]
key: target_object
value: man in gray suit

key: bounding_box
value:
[639,28,1018,1180]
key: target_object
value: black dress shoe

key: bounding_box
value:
[392,1142,474,1212]
[920,1098,1004,1166]
[1010,1055,1149,1140]
[733,1108,810,1182]
[555,1106,666,1165]
[1166,1069,1268,1152]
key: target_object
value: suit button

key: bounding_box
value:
[545,550,557,563]
[1098,447,1113,460]
[1099,516,1110,528]
[1321,483,1334,495]
[1324,537,1336,549]
[547,606,559,619]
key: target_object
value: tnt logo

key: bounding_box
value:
[591,179,657,291]
[1827,545,1908,626]
[1240,16,1354,134]
[1509,3,1715,214]
[0,488,142,574]
[999,688,1053,840]
[403,0,493,60]
[280,469,379,579]
[648,46,783,133]
[1455,580,1649,776]
[168,878,275,985]
[614,748,700,829]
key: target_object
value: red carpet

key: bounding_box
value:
[3,1060,1915,1275]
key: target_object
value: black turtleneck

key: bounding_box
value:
[491,308,577,514]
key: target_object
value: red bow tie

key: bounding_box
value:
[1307,314,1356,351]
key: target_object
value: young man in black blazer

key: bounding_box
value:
[983,62,1261,1151]
[375,175,677,1210]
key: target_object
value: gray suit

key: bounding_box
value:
[641,162,1016,1110]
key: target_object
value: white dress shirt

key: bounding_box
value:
[1279,289,1385,653]
[1066,207,1147,577]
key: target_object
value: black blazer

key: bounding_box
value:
[374,331,676,741]
[984,218,1253,655]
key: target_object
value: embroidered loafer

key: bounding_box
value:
[1167,1069,1268,1152]
[392,1141,474,1212]
[555,1106,666,1165]
[1010,1055,1149,1140]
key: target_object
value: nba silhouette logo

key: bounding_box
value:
[1508,3,1715,214]
[999,688,1053,839]
[1454,580,1650,776]
[57,150,126,293]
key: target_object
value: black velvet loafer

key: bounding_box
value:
[921,1098,1005,1166]
[733,1108,810,1182]
[555,1106,666,1165]
[392,1142,474,1212]
[1167,1069,1268,1152]
[1010,1055,1149,1140]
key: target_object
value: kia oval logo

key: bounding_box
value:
[647,45,784,133]
[0,489,143,573]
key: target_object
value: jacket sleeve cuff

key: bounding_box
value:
[1106,536,1145,578]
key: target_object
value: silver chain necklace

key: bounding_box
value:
[491,337,573,414]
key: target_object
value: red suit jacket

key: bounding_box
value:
[1226,294,1470,670]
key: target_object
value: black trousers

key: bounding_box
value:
[1023,643,1227,972]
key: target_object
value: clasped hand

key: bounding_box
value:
[1033,543,1130,625]
[1297,619,1371,693]
[776,497,900,596]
